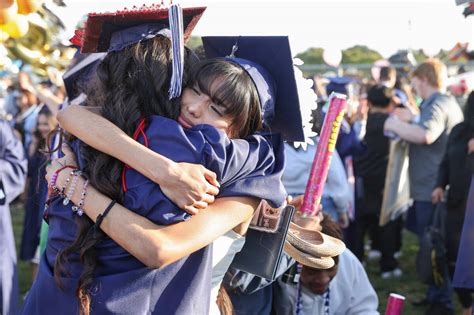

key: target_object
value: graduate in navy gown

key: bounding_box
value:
[23,6,305,315]
[0,119,27,315]
[20,106,57,282]
[452,177,474,310]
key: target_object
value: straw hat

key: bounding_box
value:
[286,222,346,258]
[284,241,335,269]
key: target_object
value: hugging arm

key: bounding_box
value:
[57,105,219,213]
[48,154,257,268]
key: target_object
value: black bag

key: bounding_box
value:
[230,201,295,280]
[416,202,447,287]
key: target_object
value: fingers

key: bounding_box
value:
[183,205,199,216]
[203,169,220,188]
[289,195,304,207]
[201,193,215,205]
[193,201,208,209]
[183,200,208,215]
[206,183,219,196]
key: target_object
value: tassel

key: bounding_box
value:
[168,3,184,99]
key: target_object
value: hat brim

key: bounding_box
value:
[284,241,335,269]
[287,222,346,258]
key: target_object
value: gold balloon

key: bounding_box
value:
[17,0,40,15]
[0,0,17,25]
[0,28,9,41]
[0,0,16,7]
[0,14,29,38]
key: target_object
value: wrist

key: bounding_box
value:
[161,159,179,184]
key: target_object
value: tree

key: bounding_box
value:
[187,36,203,50]
[412,49,428,63]
[341,45,382,64]
[295,47,325,65]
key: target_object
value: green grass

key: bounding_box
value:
[365,231,429,314]
[11,202,32,299]
[11,203,462,313]
[359,230,462,314]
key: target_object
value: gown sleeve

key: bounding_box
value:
[0,120,27,204]
[123,116,287,225]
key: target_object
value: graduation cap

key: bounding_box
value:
[62,52,106,100]
[325,76,353,95]
[79,4,205,53]
[77,4,206,99]
[202,36,304,142]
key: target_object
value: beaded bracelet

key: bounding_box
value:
[60,173,72,197]
[72,179,89,216]
[64,169,82,206]
[50,165,78,194]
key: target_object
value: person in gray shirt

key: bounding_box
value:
[384,58,463,315]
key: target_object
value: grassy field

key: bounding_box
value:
[11,202,461,314]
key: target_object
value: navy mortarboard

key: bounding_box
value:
[202,36,304,142]
[62,52,105,100]
[69,4,206,100]
[325,76,353,95]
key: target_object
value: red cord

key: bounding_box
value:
[121,118,149,192]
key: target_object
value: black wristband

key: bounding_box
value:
[95,200,116,230]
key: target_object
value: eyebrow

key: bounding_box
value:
[212,96,227,109]
[191,86,201,95]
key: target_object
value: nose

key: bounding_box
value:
[186,99,206,118]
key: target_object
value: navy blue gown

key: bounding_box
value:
[453,176,474,289]
[22,116,286,314]
[0,120,28,315]
[20,151,47,261]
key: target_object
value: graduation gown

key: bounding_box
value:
[453,176,474,289]
[23,116,286,315]
[0,120,27,315]
[20,151,47,261]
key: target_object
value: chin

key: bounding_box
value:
[310,286,329,295]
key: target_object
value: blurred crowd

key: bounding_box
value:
[1,55,474,315]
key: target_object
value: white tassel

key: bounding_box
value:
[168,4,184,99]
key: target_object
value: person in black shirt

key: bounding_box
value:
[432,91,474,315]
[353,85,403,278]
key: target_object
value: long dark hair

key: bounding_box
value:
[53,35,197,315]
[190,58,262,138]
[34,106,57,155]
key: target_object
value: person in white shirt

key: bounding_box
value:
[273,215,379,315]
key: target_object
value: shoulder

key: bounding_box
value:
[431,94,459,110]
[338,249,367,278]
[146,116,229,147]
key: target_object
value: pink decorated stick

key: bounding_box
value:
[300,93,347,215]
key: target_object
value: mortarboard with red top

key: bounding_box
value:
[77,4,205,53]
[70,4,206,99]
